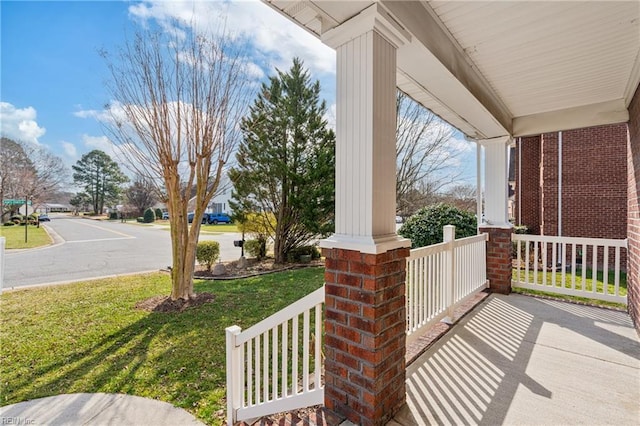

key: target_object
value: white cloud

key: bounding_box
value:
[61,141,78,158]
[447,135,475,155]
[83,134,114,154]
[128,0,335,77]
[74,109,101,119]
[0,102,46,145]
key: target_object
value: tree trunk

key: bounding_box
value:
[169,210,196,300]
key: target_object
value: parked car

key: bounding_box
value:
[187,212,207,224]
[162,212,169,220]
[38,214,50,222]
[206,213,232,224]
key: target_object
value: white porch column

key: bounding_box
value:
[318,5,411,425]
[478,136,513,294]
[478,136,512,227]
[320,4,410,254]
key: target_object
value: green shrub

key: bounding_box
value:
[512,225,529,258]
[513,225,528,234]
[136,217,144,223]
[143,208,155,223]
[196,241,220,272]
[3,221,15,226]
[109,212,118,220]
[244,239,266,259]
[399,203,477,248]
[286,245,320,263]
[155,208,163,220]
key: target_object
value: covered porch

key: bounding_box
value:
[396,293,639,425]
[234,1,640,424]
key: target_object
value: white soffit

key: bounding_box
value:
[264,1,640,138]
[429,0,640,134]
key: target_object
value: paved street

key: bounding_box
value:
[2,214,243,289]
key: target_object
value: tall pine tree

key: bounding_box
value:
[72,150,128,214]
[229,58,335,263]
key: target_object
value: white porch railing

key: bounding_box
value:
[406,226,489,344]
[512,234,627,304]
[225,286,324,426]
[226,226,489,423]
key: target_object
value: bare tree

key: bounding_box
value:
[396,91,459,217]
[0,137,67,221]
[125,177,158,217]
[102,22,251,300]
[438,184,477,213]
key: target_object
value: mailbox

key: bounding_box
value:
[233,240,244,247]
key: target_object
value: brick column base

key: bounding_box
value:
[480,226,513,294]
[322,247,409,426]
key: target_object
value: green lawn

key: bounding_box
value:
[201,223,238,233]
[0,225,51,249]
[0,269,324,425]
[512,267,627,296]
[151,222,238,234]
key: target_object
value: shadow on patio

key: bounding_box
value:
[393,294,640,425]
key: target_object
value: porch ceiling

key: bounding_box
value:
[263,0,640,139]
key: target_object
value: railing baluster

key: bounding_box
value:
[533,242,539,285]
[272,325,278,400]
[551,242,557,287]
[571,243,576,290]
[263,331,269,403]
[247,338,253,406]
[560,243,566,289]
[525,239,530,285]
[614,246,621,297]
[592,244,598,294]
[255,336,260,404]
[581,243,587,291]
[292,314,298,394]
[314,304,322,390]
[302,309,310,392]
[281,320,288,398]
[603,245,609,295]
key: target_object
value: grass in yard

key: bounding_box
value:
[512,267,627,296]
[0,269,324,425]
[0,225,51,249]
[153,223,238,235]
[512,287,627,310]
[201,223,238,233]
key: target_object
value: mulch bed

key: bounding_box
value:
[193,258,323,280]
[135,292,215,313]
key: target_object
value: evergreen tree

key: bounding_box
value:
[72,150,128,214]
[229,58,335,263]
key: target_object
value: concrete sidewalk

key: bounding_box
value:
[393,293,640,425]
[0,393,204,425]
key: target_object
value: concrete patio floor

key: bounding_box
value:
[392,294,640,425]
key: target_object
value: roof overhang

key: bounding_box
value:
[263,0,640,139]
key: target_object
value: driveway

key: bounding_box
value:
[2,214,243,289]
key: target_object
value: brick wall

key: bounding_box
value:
[323,247,408,426]
[480,227,513,294]
[515,136,541,233]
[516,124,627,242]
[562,124,628,239]
[541,132,559,236]
[628,85,640,335]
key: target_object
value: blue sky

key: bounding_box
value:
[1,0,475,188]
